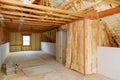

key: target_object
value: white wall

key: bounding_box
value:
[98,47,120,80]
[0,42,9,71]
[41,42,56,56]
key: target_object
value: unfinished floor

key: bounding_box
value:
[0,51,111,80]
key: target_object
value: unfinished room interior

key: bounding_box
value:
[0,0,120,80]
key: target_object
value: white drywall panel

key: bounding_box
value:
[41,42,56,56]
[0,42,9,71]
[98,47,120,80]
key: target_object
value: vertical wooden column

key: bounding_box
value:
[83,18,87,75]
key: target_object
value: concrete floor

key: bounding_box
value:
[0,51,111,80]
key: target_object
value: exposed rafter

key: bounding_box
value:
[0,0,120,31]
[50,0,54,7]
[3,15,61,25]
[60,0,103,12]
[78,0,103,12]
[60,0,77,10]
[0,0,84,31]
[79,0,83,9]
[83,6,120,19]
[106,0,120,5]
[0,0,82,17]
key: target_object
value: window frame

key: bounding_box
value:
[22,34,31,47]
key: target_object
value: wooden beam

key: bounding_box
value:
[3,15,61,25]
[30,0,35,3]
[83,6,120,19]
[4,18,61,26]
[79,0,83,9]
[4,19,60,27]
[60,0,75,9]
[6,23,58,32]
[78,0,103,12]
[0,10,66,24]
[0,0,82,17]
[99,6,120,18]
[73,1,79,11]
[0,5,73,22]
[50,0,54,8]
[106,0,120,5]
[46,0,49,6]
[0,4,78,20]
[5,20,60,26]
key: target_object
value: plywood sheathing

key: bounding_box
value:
[0,26,9,45]
[9,29,57,52]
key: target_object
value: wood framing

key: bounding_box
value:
[0,0,119,31]
[83,6,120,19]
[0,0,82,17]
[50,0,54,7]
[0,0,84,31]
[78,0,103,12]
[60,0,76,9]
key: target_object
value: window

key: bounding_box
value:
[22,35,31,46]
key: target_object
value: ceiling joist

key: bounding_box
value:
[0,0,120,32]
[0,0,82,17]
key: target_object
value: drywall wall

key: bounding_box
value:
[98,47,120,80]
[9,29,57,52]
[41,42,56,56]
[0,42,9,71]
